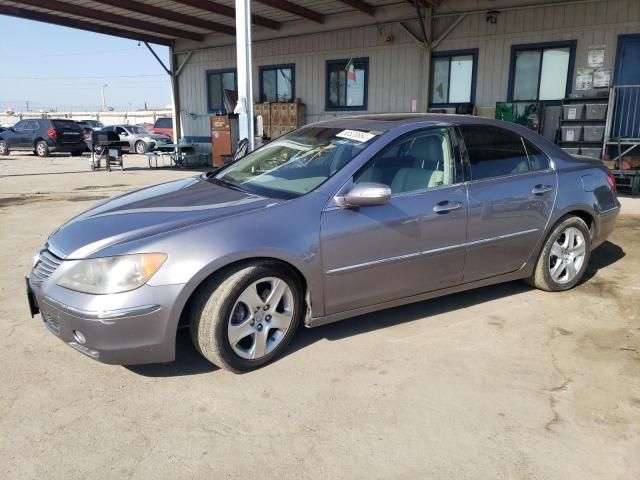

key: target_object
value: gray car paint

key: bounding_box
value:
[27,114,620,365]
[106,124,171,152]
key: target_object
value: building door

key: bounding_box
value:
[613,34,640,139]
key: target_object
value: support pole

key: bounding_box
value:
[169,46,182,143]
[235,0,254,151]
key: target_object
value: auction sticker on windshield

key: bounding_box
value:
[336,129,377,143]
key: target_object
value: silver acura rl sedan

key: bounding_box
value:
[26,114,620,372]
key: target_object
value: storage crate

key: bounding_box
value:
[561,147,580,156]
[562,104,584,120]
[583,125,605,142]
[561,125,582,142]
[585,103,607,120]
[581,147,602,159]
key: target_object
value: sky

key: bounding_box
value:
[0,16,171,113]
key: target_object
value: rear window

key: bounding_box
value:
[52,120,82,131]
[155,118,172,128]
[460,125,530,180]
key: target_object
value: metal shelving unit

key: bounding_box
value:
[557,95,608,159]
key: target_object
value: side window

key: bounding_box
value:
[26,121,39,130]
[460,125,530,180]
[354,128,456,194]
[523,138,550,171]
[115,127,127,135]
[14,120,27,130]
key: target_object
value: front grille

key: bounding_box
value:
[31,249,63,285]
[42,311,60,335]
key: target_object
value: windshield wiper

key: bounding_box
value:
[210,176,247,193]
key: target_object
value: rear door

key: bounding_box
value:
[458,125,557,283]
[320,127,468,315]
[51,120,83,145]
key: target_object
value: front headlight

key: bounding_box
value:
[57,253,167,294]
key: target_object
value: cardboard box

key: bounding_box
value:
[622,156,640,170]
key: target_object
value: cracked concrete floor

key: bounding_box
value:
[1,154,639,479]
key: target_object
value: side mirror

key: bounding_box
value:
[337,182,391,208]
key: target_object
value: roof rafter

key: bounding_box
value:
[336,0,375,16]
[10,0,204,41]
[171,0,280,30]
[0,5,172,45]
[255,0,324,24]
[98,0,235,36]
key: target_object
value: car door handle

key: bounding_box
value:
[433,200,464,213]
[532,184,554,195]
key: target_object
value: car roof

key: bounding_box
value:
[309,113,534,133]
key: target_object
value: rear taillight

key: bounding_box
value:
[606,171,617,195]
[47,128,57,139]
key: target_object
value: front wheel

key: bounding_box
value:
[35,141,49,157]
[527,216,591,291]
[135,140,147,154]
[190,261,303,372]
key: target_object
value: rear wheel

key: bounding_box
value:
[527,216,591,291]
[0,140,8,156]
[35,141,49,157]
[190,261,303,372]
[135,140,147,154]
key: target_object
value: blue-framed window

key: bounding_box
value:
[507,41,576,102]
[206,68,236,113]
[259,64,295,102]
[430,49,478,107]
[325,57,369,111]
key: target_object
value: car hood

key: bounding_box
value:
[47,175,282,259]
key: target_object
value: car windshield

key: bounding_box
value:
[127,126,149,135]
[214,127,379,199]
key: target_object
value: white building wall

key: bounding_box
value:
[173,0,640,142]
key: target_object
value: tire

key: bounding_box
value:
[527,216,591,291]
[135,140,147,155]
[35,141,49,157]
[0,140,9,156]
[189,261,304,372]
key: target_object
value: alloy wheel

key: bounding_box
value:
[227,277,295,360]
[36,143,46,156]
[548,226,586,284]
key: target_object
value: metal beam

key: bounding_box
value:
[235,0,255,151]
[431,14,466,49]
[144,42,171,75]
[11,0,203,41]
[256,0,324,24]
[99,0,235,36]
[336,0,375,16]
[0,5,172,46]
[175,52,193,78]
[171,0,280,30]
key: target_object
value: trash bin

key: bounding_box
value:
[581,147,602,159]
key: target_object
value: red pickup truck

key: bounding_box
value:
[149,117,173,138]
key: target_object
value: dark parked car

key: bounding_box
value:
[26,114,619,372]
[0,119,86,157]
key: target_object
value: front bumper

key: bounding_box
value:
[27,277,185,365]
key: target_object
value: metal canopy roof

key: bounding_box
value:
[0,0,439,46]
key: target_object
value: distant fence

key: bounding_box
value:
[0,110,172,126]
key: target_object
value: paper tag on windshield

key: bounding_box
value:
[336,129,376,143]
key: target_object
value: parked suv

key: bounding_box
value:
[149,117,173,138]
[0,119,86,157]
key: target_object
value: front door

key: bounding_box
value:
[613,34,640,139]
[320,127,468,315]
[458,125,557,283]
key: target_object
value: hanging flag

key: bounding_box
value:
[344,58,357,82]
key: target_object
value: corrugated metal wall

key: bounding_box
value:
[175,0,640,140]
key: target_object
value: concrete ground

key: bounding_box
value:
[0,153,638,480]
